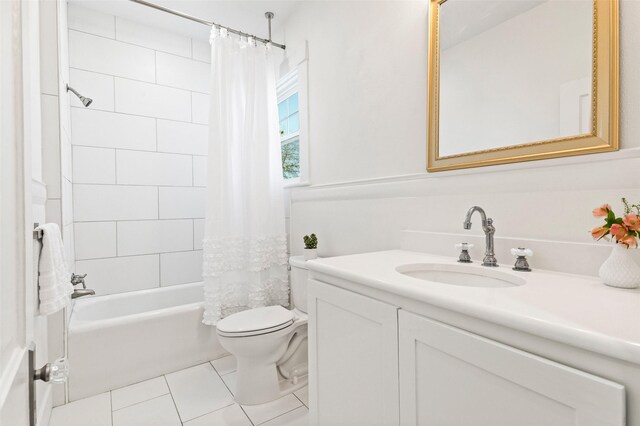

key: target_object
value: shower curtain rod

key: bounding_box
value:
[129,0,286,50]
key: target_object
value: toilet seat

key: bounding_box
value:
[217,305,294,337]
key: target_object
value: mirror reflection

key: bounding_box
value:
[438,0,593,157]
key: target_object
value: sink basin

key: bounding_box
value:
[396,263,525,288]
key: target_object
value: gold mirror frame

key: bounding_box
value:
[427,0,619,172]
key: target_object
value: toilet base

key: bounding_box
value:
[234,360,308,405]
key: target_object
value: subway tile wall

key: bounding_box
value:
[69,4,210,296]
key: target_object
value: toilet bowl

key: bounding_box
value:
[216,256,309,405]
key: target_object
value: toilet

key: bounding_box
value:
[216,256,309,405]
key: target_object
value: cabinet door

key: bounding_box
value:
[308,280,399,426]
[399,311,625,426]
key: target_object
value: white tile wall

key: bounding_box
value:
[191,92,209,125]
[69,30,156,82]
[117,220,193,256]
[74,184,158,221]
[160,251,203,286]
[75,255,160,295]
[68,4,115,39]
[69,68,115,111]
[159,187,206,219]
[191,40,211,63]
[193,156,207,187]
[75,222,117,260]
[156,52,210,93]
[116,150,192,186]
[156,120,208,155]
[115,78,192,122]
[71,108,156,151]
[70,6,210,294]
[193,219,205,250]
[115,17,192,57]
[73,146,116,184]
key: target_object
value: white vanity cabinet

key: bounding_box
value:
[308,280,400,426]
[309,279,626,426]
[399,311,625,426]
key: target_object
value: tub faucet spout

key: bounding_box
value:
[72,288,95,299]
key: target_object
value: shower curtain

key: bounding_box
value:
[202,28,289,325]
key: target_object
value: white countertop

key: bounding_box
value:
[306,250,640,365]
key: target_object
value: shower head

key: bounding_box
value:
[66,84,93,107]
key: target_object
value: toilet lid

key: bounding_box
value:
[216,306,294,336]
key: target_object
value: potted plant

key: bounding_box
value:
[303,233,318,260]
[591,198,640,288]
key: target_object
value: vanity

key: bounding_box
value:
[305,250,640,426]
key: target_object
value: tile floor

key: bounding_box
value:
[49,355,309,426]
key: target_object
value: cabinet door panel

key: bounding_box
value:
[399,311,625,426]
[309,280,399,426]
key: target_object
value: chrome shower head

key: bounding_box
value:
[66,84,93,107]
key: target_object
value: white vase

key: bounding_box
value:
[304,248,317,260]
[599,244,640,289]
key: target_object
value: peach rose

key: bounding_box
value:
[623,213,640,231]
[619,235,638,249]
[592,204,612,217]
[610,223,628,240]
[591,226,609,240]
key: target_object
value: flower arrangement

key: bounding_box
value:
[591,198,640,248]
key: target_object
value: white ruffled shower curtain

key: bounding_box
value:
[202,28,289,325]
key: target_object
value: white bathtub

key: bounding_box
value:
[68,282,226,401]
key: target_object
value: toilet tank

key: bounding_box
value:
[289,256,309,313]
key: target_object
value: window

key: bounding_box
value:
[278,92,300,179]
[277,64,308,186]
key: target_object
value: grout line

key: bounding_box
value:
[76,249,202,263]
[163,375,184,424]
[74,217,206,223]
[110,391,114,426]
[68,28,211,64]
[72,181,205,188]
[70,102,209,126]
[215,368,255,426]
[258,406,307,425]
[71,143,206,158]
[110,392,172,414]
[68,67,211,96]
[192,219,195,250]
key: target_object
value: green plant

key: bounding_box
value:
[303,233,318,249]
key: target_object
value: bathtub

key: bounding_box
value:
[68,282,226,401]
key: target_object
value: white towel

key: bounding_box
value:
[37,223,73,315]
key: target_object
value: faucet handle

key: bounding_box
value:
[511,247,533,272]
[455,243,474,263]
[71,273,87,288]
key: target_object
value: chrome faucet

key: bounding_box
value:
[70,273,94,299]
[71,288,95,299]
[463,206,498,267]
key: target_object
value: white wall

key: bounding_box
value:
[39,0,74,408]
[68,4,210,296]
[281,1,640,274]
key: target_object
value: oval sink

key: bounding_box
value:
[396,263,525,288]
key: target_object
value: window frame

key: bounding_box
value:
[276,61,309,187]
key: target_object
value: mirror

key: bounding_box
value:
[427,0,619,172]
